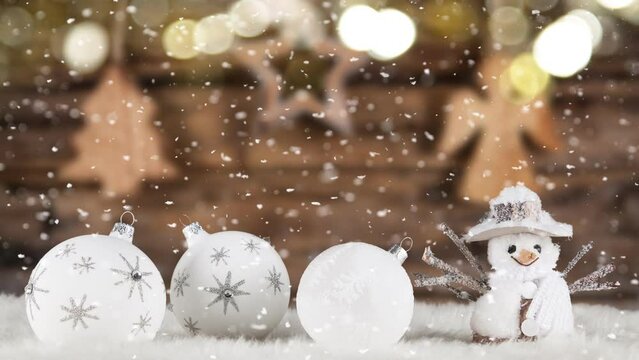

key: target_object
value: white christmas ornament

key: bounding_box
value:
[25,212,166,344]
[296,241,414,353]
[170,223,290,338]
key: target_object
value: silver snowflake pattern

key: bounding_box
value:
[25,267,49,320]
[55,243,76,258]
[243,239,261,254]
[72,256,96,274]
[184,317,201,336]
[110,253,153,302]
[60,295,99,330]
[131,312,152,335]
[202,271,250,315]
[265,266,285,295]
[172,270,190,297]
[210,247,230,266]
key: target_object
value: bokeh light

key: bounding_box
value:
[0,7,34,47]
[337,5,378,52]
[533,15,593,77]
[369,9,416,61]
[338,6,416,61]
[569,9,603,48]
[162,19,198,60]
[422,0,479,41]
[229,0,271,38]
[130,0,169,28]
[488,6,529,46]
[63,21,109,74]
[597,0,635,10]
[503,53,550,103]
[194,15,234,55]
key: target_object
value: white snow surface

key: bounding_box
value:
[0,295,637,359]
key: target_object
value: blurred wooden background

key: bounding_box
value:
[0,0,638,303]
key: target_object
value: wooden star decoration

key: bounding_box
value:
[438,53,561,202]
[61,65,176,196]
[233,38,367,135]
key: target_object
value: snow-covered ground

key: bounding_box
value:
[1,295,637,360]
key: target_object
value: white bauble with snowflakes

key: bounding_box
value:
[25,215,166,344]
[170,223,290,338]
[296,241,414,353]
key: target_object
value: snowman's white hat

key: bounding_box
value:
[463,184,572,242]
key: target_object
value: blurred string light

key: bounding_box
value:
[0,6,34,47]
[229,0,271,38]
[501,53,550,103]
[162,19,198,60]
[63,22,109,74]
[194,15,234,55]
[488,6,529,46]
[337,5,416,61]
[130,0,169,28]
[533,10,602,78]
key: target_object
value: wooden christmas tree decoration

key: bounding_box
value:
[61,1,176,196]
[233,38,367,135]
[438,54,560,202]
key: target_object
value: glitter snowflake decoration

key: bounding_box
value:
[202,271,250,315]
[25,267,49,320]
[111,253,153,302]
[72,256,96,274]
[131,312,152,335]
[243,239,261,254]
[55,243,76,258]
[60,295,99,330]
[172,270,190,297]
[265,266,285,295]
[184,317,201,336]
[210,247,230,266]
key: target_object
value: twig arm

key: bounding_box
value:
[562,241,594,277]
[568,263,618,294]
[438,223,488,282]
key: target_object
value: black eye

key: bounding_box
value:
[507,245,516,254]
[534,244,542,253]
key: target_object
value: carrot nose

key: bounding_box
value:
[516,249,539,266]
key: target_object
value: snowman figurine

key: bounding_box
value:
[463,185,574,342]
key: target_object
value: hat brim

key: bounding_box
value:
[463,212,573,242]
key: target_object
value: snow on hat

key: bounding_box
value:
[463,183,572,242]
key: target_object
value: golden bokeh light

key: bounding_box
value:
[194,15,234,55]
[162,19,198,60]
[501,53,550,103]
[63,21,109,74]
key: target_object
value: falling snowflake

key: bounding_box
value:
[172,270,190,297]
[60,295,99,330]
[72,256,96,274]
[111,253,153,302]
[265,266,285,295]
[55,243,76,258]
[25,267,49,320]
[184,317,201,336]
[202,271,250,315]
[131,312,152,335]
[210,247,230,266]
[243,239,261,254]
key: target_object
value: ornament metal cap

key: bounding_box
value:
[181,218,205,248]
[109,211,136,242]
[388,237,413,264]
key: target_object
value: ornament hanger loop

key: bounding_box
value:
[119,211,136,225]
[179,214,192,227]
[400,237,413,252]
